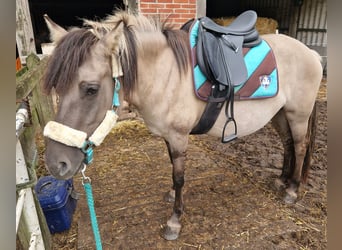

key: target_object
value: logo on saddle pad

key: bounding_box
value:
[259,75,271,89]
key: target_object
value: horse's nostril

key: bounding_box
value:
[57,161,70,176]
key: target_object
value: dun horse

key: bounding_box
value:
[42,11,322,240]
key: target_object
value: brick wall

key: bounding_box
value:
[139,0,197,28]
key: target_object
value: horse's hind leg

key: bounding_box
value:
[280,104,317,204]
[272,106,317,203]
[271,109,296,190]
[162,135,188,240]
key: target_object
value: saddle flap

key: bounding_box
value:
[198,28,247,86]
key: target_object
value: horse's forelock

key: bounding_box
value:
[43,29,99,95]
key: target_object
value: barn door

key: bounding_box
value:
[295,0,327,48]
[293,0,327,73]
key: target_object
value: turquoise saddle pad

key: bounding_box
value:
[189,20,279,101]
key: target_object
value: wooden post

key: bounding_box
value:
[16,53,54,250]
[17,54,55,165]
[196,0,206,18]
[124,0,138,15]
[16,0,37,63]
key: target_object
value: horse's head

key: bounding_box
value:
[42,15,124,179]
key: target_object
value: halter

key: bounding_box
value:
[43,77,121,164]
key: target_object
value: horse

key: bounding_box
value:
[41,11,322,240]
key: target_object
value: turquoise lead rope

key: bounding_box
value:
[81,164,103,250]
[79,78,121,249]
[84,182,102,250]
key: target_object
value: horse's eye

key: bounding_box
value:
[86,87,98,96]
[80,82,99,97]
[81,83,99,96]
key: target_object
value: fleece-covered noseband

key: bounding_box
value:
[44,110,118,164]
[43,78,121,164]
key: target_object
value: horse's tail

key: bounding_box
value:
[301,101,318,183]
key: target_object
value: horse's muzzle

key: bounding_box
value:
[44,139,85,180]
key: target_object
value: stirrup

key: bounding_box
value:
[221,118,237,143]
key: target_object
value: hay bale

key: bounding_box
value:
[213,16,278,34]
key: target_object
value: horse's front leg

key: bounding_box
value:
[162,138,187,240]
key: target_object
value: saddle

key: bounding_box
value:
[190,11,261,142]
[197,10,261,90]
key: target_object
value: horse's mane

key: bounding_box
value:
[43,28,99,94]
[43,11,190,99]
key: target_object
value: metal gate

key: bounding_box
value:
[247,0,327,73]
[242,0,327,46]
[296,0,327,47]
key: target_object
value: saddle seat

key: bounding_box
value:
[200,10,260,46]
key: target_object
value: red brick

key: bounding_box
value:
[141,8,158,13]
[174,18,191,23]
[158,8,175,13]
[165,3,181,8]
[181,4,196,9]
[140,3,150,8]
[140,0,156,3]
[146,3,165,9]
[174,8,190,13]
[173,0,190,3]
[170,13,181,18]
[179,13,195,18]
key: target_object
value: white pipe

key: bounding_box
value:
[16,140,45,249]
[28,232,39,250]
[16,102,29,137]
[16,189,27,233]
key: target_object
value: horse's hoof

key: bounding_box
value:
[163,190,175,203]
[284,188,297,204]
[274,178,286,190]
[161,218,181,240]
[162,225,180,241]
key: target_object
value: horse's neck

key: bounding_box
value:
[132,32,189,105]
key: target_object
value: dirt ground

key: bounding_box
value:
[36,80,327,249]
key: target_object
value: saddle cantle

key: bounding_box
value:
[197,10,262,89]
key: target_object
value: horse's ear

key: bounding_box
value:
[97,22,125,56]
[43,14,68,43]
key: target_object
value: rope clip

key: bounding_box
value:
[81,163,91,185]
